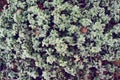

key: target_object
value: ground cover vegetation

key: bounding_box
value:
[0,0,120,80]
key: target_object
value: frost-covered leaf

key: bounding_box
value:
[42,71,50,80]
[46,55,56,64]
[80,18,92,26]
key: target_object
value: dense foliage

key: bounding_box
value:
[0,0,120,80]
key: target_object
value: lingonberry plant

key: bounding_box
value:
[0,0,120,80]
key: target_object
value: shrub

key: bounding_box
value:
[0,0,120,80]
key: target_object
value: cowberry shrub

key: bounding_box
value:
[0,0,120,80]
